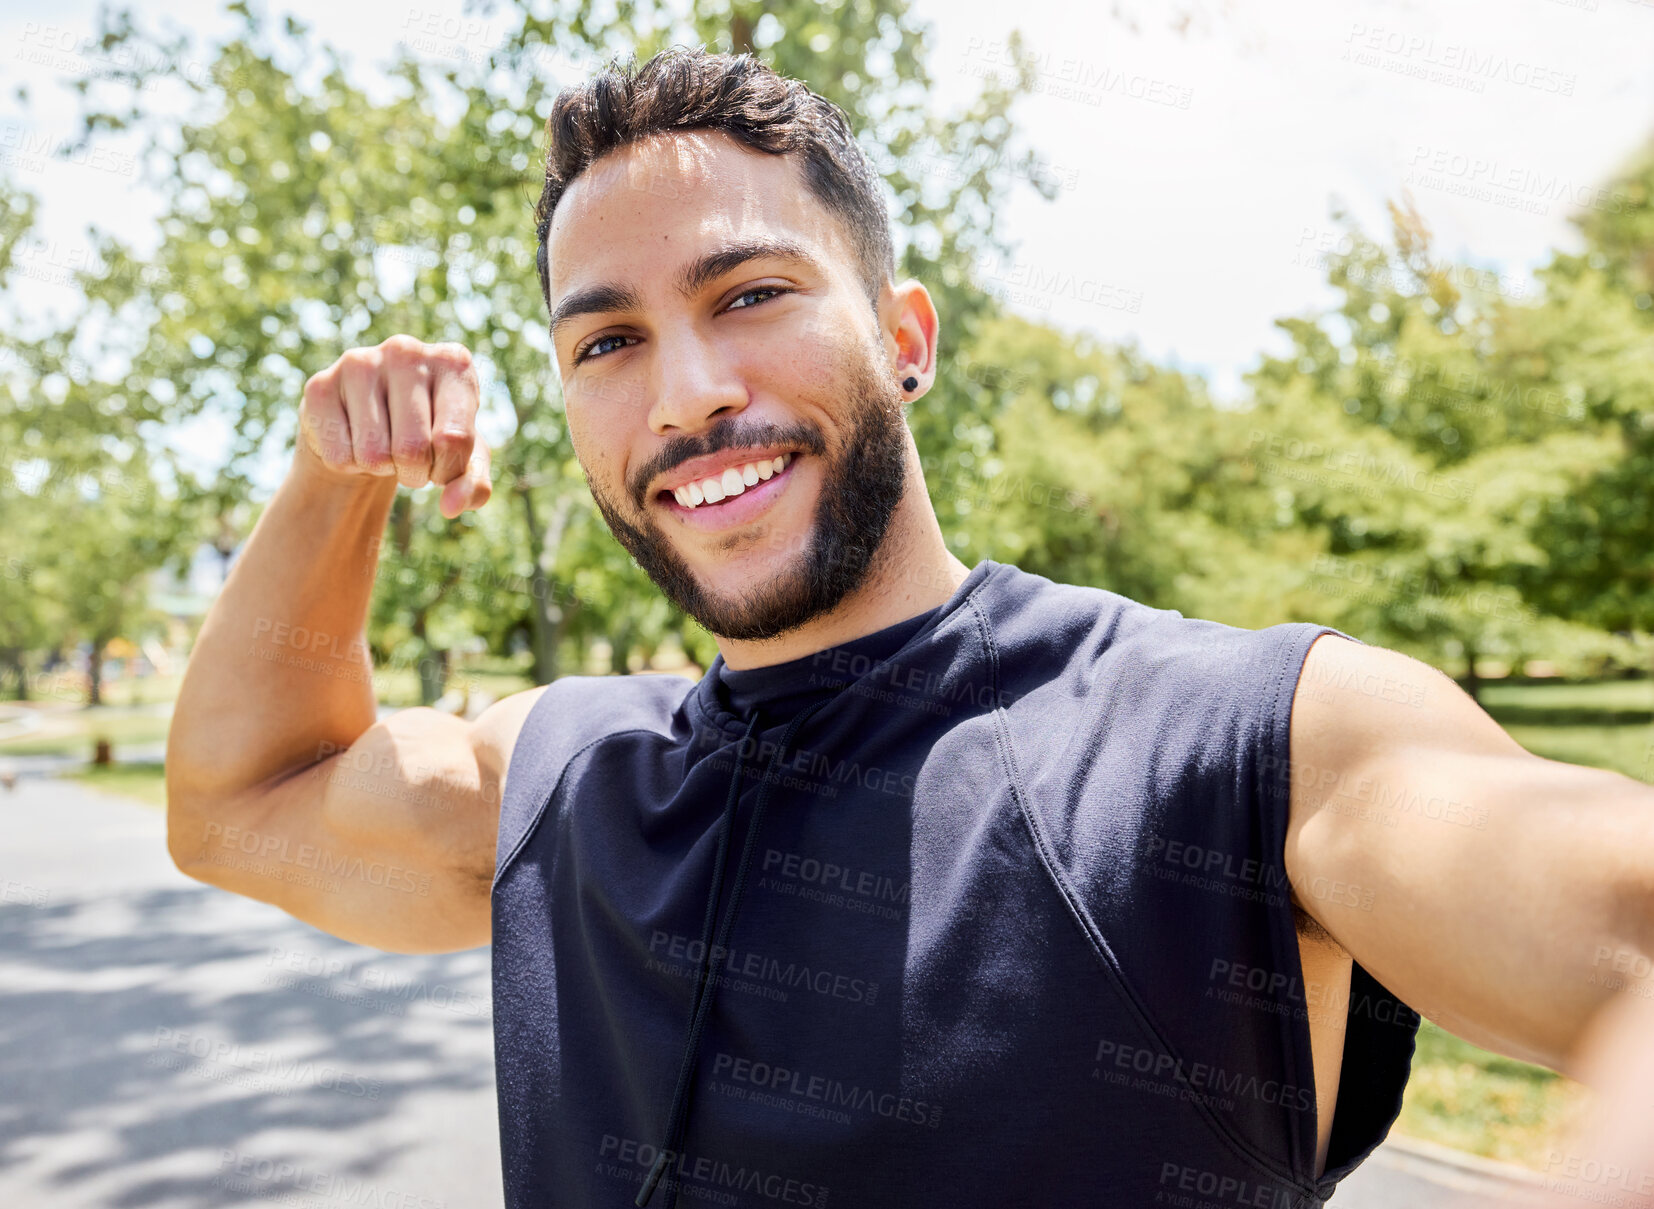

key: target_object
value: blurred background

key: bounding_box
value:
[3,0,1654,1204]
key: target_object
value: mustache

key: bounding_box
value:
[628,417,828,507]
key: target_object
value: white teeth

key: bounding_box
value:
[673,455,793,509]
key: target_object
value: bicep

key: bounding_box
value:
[1284,635,1654,1071]
[180,692,541,953]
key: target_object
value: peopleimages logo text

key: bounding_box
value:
[598,1136,827,1206]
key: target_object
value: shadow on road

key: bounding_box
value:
[0,780,500,1208]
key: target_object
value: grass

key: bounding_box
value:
[1480,678,1654,783]
[68,761,168,808]
[1396,1021,1590,1168]
[1495,723,1654,783]
[0,707,172,756]
[370,665,537,710]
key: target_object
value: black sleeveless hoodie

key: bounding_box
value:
[491,560,1416,1208]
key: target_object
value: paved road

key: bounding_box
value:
[0,773,500,1208]
[1328,1140,1548,1207]
[0,772,1546,1208]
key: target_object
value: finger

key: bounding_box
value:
[385,355,433,489]
[440,440,492,518]
[299,371,354,472]
[339,353,394,475]
[430,350,479,485]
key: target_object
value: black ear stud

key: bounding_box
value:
[902,376,918,392]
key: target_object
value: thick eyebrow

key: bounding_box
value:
[548,282,645,341]
[675,238,819,297]
[548,239,818,343]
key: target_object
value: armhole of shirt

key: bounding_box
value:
[1259,624,1420,1194]
[491,675,691,890]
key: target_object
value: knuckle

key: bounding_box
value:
[381,333,424,359]
[338,355,381,392]
[340,345,379,371]
[432,426,473,453]
[435,342,475,370]
[394,434,433,464]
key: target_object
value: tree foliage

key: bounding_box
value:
[4,1,1654,706]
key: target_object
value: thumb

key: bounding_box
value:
[440,441,493,518]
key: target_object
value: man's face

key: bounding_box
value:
[544,131,911,642]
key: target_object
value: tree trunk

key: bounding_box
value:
[1461,639,1480,705]
[610,614,635,676]
[517,484,575,685]
[1,650,26,701]
[87,636,107,707]
[418,646,450,707]
[731,11,755,54]
[411,608,448,707]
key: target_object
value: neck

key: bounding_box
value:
[715,447,972,671]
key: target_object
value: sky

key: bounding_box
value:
[3,0,1654,415]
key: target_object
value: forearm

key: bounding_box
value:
[167,443,398,818]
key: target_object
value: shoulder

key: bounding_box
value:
[1290,633,1520,776]
[476,673,697,806]
[486,673,700,880]
[983,563,1333,710]
[972,562,1166,655]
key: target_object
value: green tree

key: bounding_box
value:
[1510,145,1654,649]
[1240,200,1622,694]
[65,0,1053,689]
[0,170,193,704]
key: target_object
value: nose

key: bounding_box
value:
[647,325,748,436]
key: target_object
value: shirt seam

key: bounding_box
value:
[975,594,1326,1203]
[491,725,670,892]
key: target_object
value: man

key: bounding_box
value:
[166,48,1654,1209]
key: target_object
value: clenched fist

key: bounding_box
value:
[298,335,492,518]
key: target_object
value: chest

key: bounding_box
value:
[491,729,1326,1207]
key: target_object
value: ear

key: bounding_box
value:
[881,280,939,400]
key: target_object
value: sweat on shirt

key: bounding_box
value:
[491,559,1417,1208]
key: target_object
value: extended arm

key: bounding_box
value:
[1284,634,1654,1073]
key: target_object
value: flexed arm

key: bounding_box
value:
[165,335,541,953]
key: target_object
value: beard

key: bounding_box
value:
[585,349,910,643]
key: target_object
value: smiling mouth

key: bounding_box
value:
[660,452,795,510]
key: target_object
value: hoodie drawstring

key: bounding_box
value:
[636,697,838,1208]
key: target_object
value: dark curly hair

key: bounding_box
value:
[532,47,895,312]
